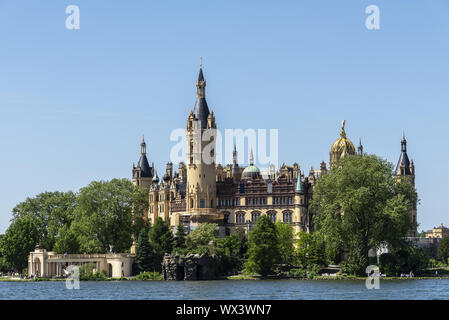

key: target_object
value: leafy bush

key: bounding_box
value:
[135,271,163,280]
[379,244,428,276]
[289,268,307,278]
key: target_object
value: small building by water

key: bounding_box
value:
[28,245,134,278]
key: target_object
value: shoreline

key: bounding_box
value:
[1,276,449,282]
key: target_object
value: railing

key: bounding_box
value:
[47,253,135,260]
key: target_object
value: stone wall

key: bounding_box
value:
[162,253,219,280]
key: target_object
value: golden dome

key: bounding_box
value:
[331,120,355,155]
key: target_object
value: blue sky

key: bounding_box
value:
[0,0,448,233]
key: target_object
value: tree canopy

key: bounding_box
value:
[312,154,417,275]
[438,236,449,264]
[70,178,147,253]
[245,215,280,277]
[0,179,147,271]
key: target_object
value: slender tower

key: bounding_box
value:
[132,135,154,189]
[186,62,218,229]
[394,132,417,236]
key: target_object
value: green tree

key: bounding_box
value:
[53,225,80,254]
[149,218,173,271]
[295,231,326,267]
[185,223,218,254]
[234,228,248,257]
[379,241,428,276]
[149,218,174,253]
[245,215,280,277]
[275,222,295,265]
[312,154,416,275]
[134,228,154,273]
[71,179,144,253]
[0,216,40,272]
[173,225,187,250]
[10,191,77,251]
[216,231,248,275]
[438,236,449,264]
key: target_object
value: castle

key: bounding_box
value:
[131,65,417,238]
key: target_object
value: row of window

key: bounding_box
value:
[218,197,293,207]
[149,194,171,202]
[234,211,293,224]
[219,199,239,207]
[149,204,165,213]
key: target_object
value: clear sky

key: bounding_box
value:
[0,0,448,233]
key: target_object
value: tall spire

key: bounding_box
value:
[249,148,254,166]
[358,138,363,155]
[395,132,411,176]
[196,57,206,98]
[401,132,407,153]
[141,135,146,155]
[296,172,304,192]
[136,136,152,178]
[233,144,238,165]
[193,59,210,128]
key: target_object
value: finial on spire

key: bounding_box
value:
[249,148,254,166]
[340,120,347,138]
[401,131,407,152]
[140,135,147,155]
[200,56,203,69]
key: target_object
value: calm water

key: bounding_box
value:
[1,279,449,300]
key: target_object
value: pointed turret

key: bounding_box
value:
[395,132,411,176]
[249,148,254,166]
[296,172,304,193]
[152,170,159,184]
[137,136,152,178]
[358,138,364,155]
[193,60,210,128]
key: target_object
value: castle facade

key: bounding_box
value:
[132,66,417,237]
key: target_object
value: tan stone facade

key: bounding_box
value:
[133,66,417,238]
[28,245,134,278]
[425,223,449,239]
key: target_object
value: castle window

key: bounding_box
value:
[240,182,245,194]
[211,200,214,208]
[268,211,277,223]
[251,211,260,223]
[200,199,205,208]
[190,199,193,208]
[236,212,245,225]
[283,211,292,223]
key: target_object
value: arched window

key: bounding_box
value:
[267,211,277,223]
[236,212,245,225]
[283,211,293,223]
[251,211,261,223]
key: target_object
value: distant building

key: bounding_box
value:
[28,244,134,278]
[425,223,449,239]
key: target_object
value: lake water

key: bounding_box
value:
[1,279,449,300]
